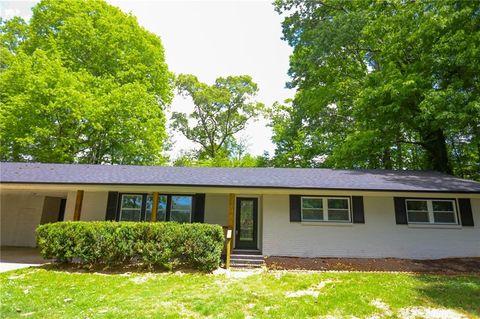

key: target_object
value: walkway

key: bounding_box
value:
[0,246,48,272]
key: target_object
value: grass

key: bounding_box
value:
[1,267,479,318]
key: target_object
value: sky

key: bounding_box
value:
[0,0,294,158]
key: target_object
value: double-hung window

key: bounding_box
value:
[118,194,193,223]
[119,194,143,221]
[406,199,458,225]
[301,197,351,222]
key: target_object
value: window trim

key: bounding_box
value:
[117,193,193,222]
[301,196,352,223]
[405,198,459,225]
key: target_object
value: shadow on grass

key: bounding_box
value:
[414,258,480,274]
[413,274,480,317]
[39,262,207,275]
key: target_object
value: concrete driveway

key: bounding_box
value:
[0,246,49,272]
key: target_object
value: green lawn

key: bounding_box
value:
[1,267,479,318]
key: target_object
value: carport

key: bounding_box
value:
[0,190,68,247]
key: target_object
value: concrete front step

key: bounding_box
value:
[231,254,265,260]
[230,259,264,265]
[232,249,262,255]
[230,253,265,268]
[230,263,263,268]
[230,260,264,267]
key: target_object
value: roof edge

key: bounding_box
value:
[2,181,479,194]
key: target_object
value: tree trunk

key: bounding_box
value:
[396,142,403,170]
[420,129,452,174]
[382,147,392,169]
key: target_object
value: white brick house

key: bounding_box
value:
[1,162,479,259]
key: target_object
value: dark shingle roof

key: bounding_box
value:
[1,162,479,193]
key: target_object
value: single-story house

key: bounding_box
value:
[1,162,479,260]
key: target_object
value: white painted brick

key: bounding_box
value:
[262,195,480,259]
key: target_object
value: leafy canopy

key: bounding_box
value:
[0,0,173,164]
[172,137,271,168]
[273,0,480,179]
[172,74,264,159]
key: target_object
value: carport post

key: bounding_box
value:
[73,190,84,221]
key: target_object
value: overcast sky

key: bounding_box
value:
[0,0,294,158]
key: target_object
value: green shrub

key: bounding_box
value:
[36,221,224,271]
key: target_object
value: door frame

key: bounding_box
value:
[234,197,259,250]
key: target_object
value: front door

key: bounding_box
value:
[235,197,258,249]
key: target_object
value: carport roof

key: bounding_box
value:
[1,162,480,193]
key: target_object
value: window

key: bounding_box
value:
[145,195,167,221]
[118,194,193,222]
[170,196,193,223]
[406,199,458,225]
[119,194,143,221]
[301,197,323,221]
[301,197,351,222]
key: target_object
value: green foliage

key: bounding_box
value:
[172,74,264,159]
[0,0,172,164]
[172,137,272,167]
[36,221,224,271]
[172,150,268,168]
[273,0,480,179]
[0,17,27,53]
[2,270,480,318]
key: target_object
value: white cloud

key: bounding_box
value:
[0,1,35,20]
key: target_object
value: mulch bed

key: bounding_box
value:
[265,256,480,274]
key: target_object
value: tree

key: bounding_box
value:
[172,150,267,168]
[0,0,172,164]
[172,74,264,159]
[171,136,270,168]
[273,0,480,179]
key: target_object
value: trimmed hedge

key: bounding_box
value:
[36,221,224,271]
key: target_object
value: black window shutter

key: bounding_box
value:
[290,195,301,222]
[458,198,474,226]
[192,193,206,223]
[352,196,365,224]
[105,191,119,221]
[394,197,408,224]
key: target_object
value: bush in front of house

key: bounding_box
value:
[36,221,224,271]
